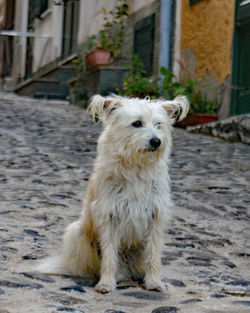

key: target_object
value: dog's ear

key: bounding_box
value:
[88,95,122,121]
[161,95,189,122]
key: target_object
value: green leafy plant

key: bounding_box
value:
[94,0,129,59]
[118,54,160,98]
[69,1,129,103]
[159,66,219,114]
[118,56,219,114]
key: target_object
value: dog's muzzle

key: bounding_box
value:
[149,137,161,152]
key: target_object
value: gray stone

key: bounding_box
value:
[188,114,250,144]
[226,280,250,287]
[57,308,85,312]
[0,277,43,289]
[105,310,127,313]
[20,272,55,283]
[231,301,250,307]
[180,298,203,304]
[122,291,166,301]
[60,285,86,293]
[164,279,186,288]
[151,307,179,313]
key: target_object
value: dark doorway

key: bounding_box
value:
[231,0,250,115]
[61,0,80,58]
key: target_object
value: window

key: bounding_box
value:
[39,0,49,16]
[134,14,155,76]
[29,0,49,20]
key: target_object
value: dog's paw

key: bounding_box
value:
[145,280,166,293]
[95,281,116,294]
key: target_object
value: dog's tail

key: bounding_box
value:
[36,255,69,276]
[35,220,100,277]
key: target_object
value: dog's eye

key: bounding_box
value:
[132,120,143,128]
[155,122,162,129]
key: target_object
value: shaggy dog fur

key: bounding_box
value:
[38,94,189,293]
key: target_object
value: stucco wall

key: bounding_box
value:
[78,0,156,43]
[180,0,235,82]
[12,0,29,80]
[32,4,63,72]
[178,0,235,113]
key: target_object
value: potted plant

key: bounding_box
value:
[159,67,219,127]
[85,0,129,69]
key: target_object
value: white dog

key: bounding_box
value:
[38,94,189,293]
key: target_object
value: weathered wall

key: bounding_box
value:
[178,0,235,116]
[78,0,156,43]
[32,4,64,72]
[12,0,29,81]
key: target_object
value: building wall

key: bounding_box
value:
[177,0,235,117]
[0,0,6,77]
[78,0,156,43]
[32,4,63,72]
[13,0,157,81]
[12,0,29,80]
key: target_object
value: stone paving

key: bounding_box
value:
[0,92,249,313]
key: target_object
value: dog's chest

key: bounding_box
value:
[110,179,157,241]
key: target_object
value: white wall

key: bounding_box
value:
[32,3,63,72]
[12,0,29,80]
[78,0,155,43]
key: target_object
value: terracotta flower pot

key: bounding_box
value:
[85,49,111,69]
[175,113,219,128]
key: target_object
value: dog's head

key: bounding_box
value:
[89,95,189,168]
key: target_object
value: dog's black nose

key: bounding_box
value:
[149,137,161,150]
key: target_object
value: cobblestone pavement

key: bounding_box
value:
[0,92,249,313]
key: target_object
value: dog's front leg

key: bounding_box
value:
[144,211,166,292]
[95,223,119,293]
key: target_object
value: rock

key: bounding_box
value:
[43,291,87,305]
[165,243,195,249]
[22,253,39,260]
[70,277,97,287]
[210,294,227,298]
[186,256,212,267]
[180,298,203,304]
[20,272,55,283]
[122,291,166,301]
[151,307,180,313]
[164,279,186,288]
[23,229,44,237]
[60,285,86,293]
[226,280,250,287]
[221,260,236,268]
[231,301,250,307]
[0,277,43,289]
[188,114,250,144]
[56,308,85,312]
[105,310,127,313]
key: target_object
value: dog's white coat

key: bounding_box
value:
[38,95,189,293]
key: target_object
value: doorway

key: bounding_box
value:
[61,0,80,58]
[231,0,250,115]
